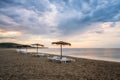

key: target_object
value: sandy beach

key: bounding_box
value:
[0,49,120,80]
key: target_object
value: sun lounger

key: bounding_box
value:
[48,56,60,61]
[48,56,75,63]
[59,57,70,63]
[33,53,48,57]
[59,57,76,63]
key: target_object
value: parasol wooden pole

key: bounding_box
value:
[26,47,27,53]
[60,44,62,59]
[37,45,38,54]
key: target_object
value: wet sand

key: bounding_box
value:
[0,49,120,80]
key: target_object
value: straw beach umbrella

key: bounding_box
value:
[52,41,71,59]
[31,43,44,54]
[22,45,31,53]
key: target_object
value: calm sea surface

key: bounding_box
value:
[20,48,120,62]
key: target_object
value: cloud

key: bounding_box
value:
[48,0,120,35]
[64,22,120,48]
[0,0,120,47]
[0,0,120,35]
[0,0,61,36]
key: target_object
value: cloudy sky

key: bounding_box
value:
[0,0,120,48]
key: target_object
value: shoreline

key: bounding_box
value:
[1,48,120,63]
[0,48,120,80]
[15,48,120,63]
[3,48,120,63]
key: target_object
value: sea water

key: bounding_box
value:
[21,48,120,62]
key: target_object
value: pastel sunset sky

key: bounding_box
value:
[0,0,120,48]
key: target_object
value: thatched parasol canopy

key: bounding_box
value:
[32,44,44,47]
[52,41,71,46]
[21,45,31,52]
[31,43,44,54]
[52,41,71,59]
